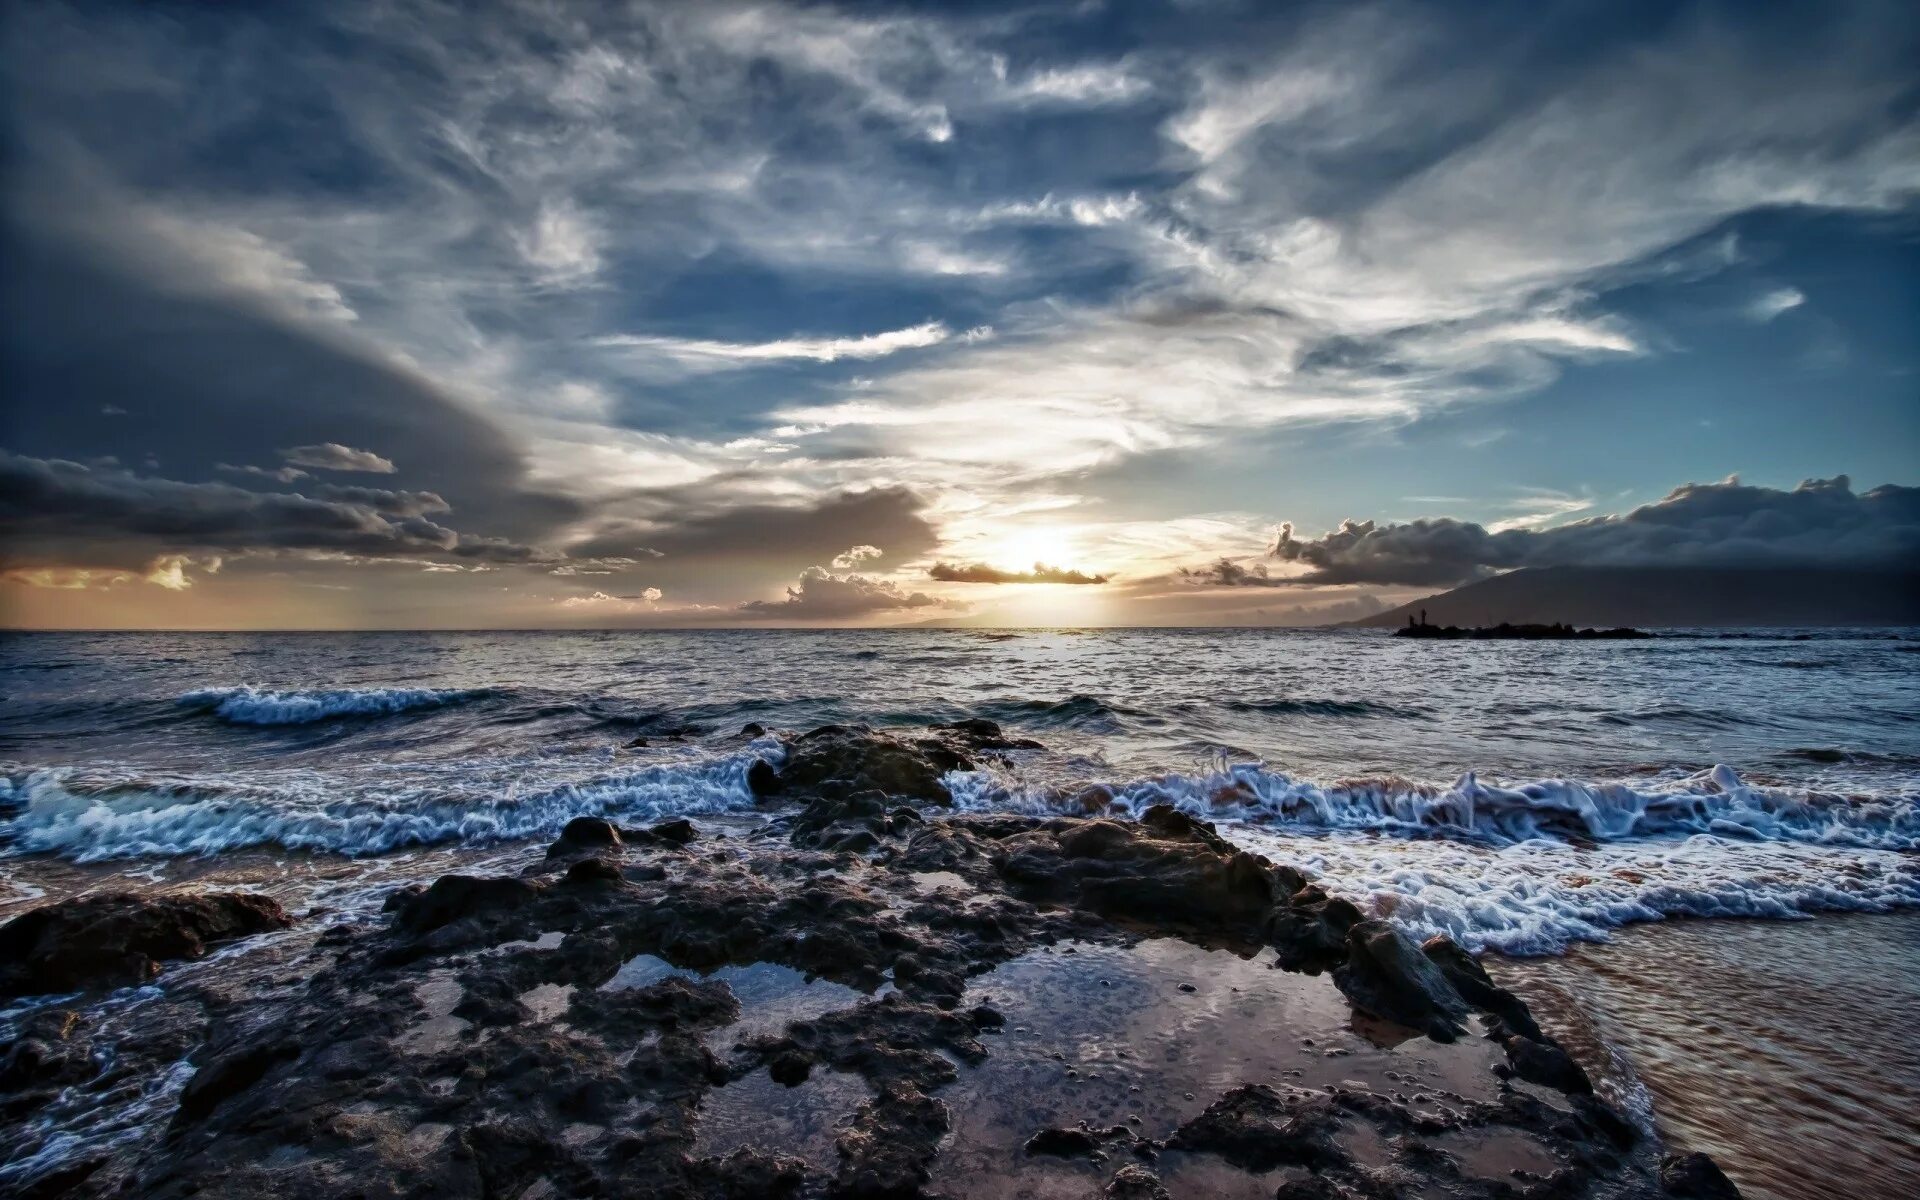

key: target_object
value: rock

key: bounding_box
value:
[740,722,767,738]
[774,725,960,805]
[1267,885,1361,966]
[1502,1032,1593,1094]
[1025,1122,1141,1161]
[648,817,698,846]
[1025,1126,1105,1157]
[747,758,784,798]
[1104,1163,1172,1199]
[996,816,1286,939]
[564,857,624,886]
[0,1009,89,1092]
[386,874,541,935]
[1661,1151,1744,1198]
[175,1040,299,1124]
[0,891,292,998]
[1331,920,1470,1041]
[1274,1179,1352,1200]
[1165,1084,1347,1171]
[833,1084,949,1198]
[546,816,623,857]
[1421,935,1543,1040]
[933,718,1045,753]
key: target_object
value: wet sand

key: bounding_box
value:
[1491,910,1920,1200]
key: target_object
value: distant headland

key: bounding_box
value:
[1349,566,1920,629]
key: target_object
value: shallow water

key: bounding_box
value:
[1494,910,1920,1200]
[927,937,1521,1198]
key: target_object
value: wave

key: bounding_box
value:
[974,694,1144,732]
[178,686,495,726]
[1218,698,1427,719]
[1228,824,1920,956]
[0,747,778,860]
[947,762,1920,851]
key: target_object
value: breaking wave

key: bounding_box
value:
[178,686,495,726]
[0,746,778,861]
[947,762,1920,851]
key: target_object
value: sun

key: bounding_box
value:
[987,526,1076,571]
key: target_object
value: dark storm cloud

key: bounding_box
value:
[282,443,397,474]
[1197,476,1920,588]
[0,197,584,545]
[0,451,546,569]
[929,562,1110,584]
[572,488,938,579]
[737,565,940,619]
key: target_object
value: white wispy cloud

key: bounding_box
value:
[595,321,954,372]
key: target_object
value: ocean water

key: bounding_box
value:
[2,627,1918,954]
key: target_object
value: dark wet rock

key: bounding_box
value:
[646,817,698,846]
[834,1083,948,1198]
[740,722,768,738]
[773,724,961,805]
[175,1040,299,1124]
[1422,934,1545,1041]
[932,717,1046,753]
[1273,1179,1352,1200]
[0,891,291,999]
[1104,1163,1173,1200]
[995,813,1286,939]
[747,757,784,798]
[563,856,625,886]
[1502,1030,1594,1094]
[1166,1084,1347,1171]
[1025,1122,1142,1160]
[1661,1151,1744,1198]
[0,1009,84,1086]
[1266,884,1362,967]
[1332,920,1470,1041]
[385,874,542,935]
[695,1147,808,1198]
[546,815,623,857]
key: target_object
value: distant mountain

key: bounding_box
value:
[1345,566,1920,629]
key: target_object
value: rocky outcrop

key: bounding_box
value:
[0,891,291,999]
[0,722,1740,1200]
[765,724,965,805]
[994,807,1288,939]
[1331,920,1472,1041]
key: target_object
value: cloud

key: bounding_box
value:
[218,463,309,483]
[0,451,547,579]
[281,443,397,474]
[1746,287,1807,322]
[832,544,883,569]
[568,488,939,597]
[1223,475,1920,587]
[597,321,952,375]
[739,565,940,619]
[929,561,1111,585]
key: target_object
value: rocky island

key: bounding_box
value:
[1,722,1741,1199]
[1393,618,1653,641]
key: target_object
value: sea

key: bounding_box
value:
[2,627,1917,1197]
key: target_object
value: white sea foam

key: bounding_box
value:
[0,742,781,861]
[946,762,1920,851]
[1226,825,1920,956]
[177,685,491,725]
[944,760,1920,953]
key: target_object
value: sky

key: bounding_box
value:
[1,0,1915,629]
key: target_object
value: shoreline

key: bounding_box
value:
[2,722,1913,1197]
